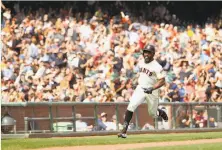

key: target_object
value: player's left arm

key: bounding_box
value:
[143,69,166,94]
[152,77,165,90]
[153,68,166,90]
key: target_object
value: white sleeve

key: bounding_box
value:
[156,68,166,80]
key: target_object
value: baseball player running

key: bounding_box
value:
[118,45,168,138]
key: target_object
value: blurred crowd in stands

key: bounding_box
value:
[1,1,222,103]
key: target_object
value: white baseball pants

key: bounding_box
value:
[127,85,160,117]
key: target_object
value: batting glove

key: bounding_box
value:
[143,87,153,94]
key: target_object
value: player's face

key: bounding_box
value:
[143,51,154,63]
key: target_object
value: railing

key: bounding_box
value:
[1,102,222,133]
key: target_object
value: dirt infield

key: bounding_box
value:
[36,138,222,150]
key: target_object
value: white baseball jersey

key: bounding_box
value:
[127,59,166,116]
[137,59,166,88]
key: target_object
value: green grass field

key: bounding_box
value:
[2,132,222,150]
[134,143,222,150]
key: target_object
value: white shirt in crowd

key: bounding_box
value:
[129,31,139,45]
[215,71,222,88]
[76,120,88,131]
[104,122,117,131]
[79,24,92,39]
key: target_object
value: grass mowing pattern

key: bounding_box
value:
[133,142,222,150]
[2,132,222,150]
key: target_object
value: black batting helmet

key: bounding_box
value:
[143,45,155,54]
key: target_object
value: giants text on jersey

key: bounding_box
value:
[137,59,166,88]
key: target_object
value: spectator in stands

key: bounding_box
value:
[83,92,95,102]
[194,110,207,128]
[93,112,108,131]
[142,123,154,130]
[75,113,93,131]
[105,115,122,131]
[194,76,208,102]
[1,1,222,103]
[209,117,218,128]
[176,110,191,128]
[73,75,86,102]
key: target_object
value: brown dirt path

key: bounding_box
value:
[35,138,222,150]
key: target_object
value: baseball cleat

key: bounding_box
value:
[117,133,127,138]
[158,108,168,122]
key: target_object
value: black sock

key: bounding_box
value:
[122,110,133,134]
[157,109,162,116]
